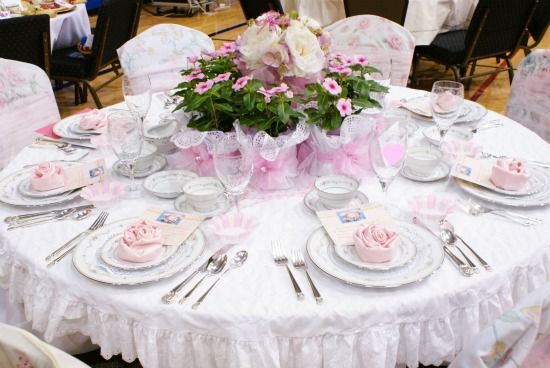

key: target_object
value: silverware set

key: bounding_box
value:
[34,137,96,152]
[271,241,323,303]
[4,204,95,226]
[6,207,94,230]
[461,199,543,227]
[480,152,550,169]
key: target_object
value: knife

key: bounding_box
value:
[4,204,95,224]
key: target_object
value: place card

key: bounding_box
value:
[63,159,106,190]
[450,157,499,191]
[317,203,392,246]
[141,208,204,246]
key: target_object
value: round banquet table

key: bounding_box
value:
[49,4,91,51]
[1,87,550,368]
[280,0,479,46]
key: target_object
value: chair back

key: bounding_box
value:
[325,15,415,86]
[117,24,214,93]
[0,15,50,75]
[343,0,409,25]
[0,58,60,167]
[238,0,284,19]
[90,0,141,77]
[529,0,550,45]
[506,49,550,143]
[466,0,538,60]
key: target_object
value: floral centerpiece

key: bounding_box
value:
[171,11,388,188]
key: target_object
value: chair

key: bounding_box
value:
[522,0,550,54]
[239,0,284,19]
[342,0,409,26]
[413,0,538,88]
[51,0,142,108]
[0,58,60,167]
[506,50,550,143]
[325,15,416,87]
[117,24,214,93]
[449,282,550,368]
[0,15,51,75]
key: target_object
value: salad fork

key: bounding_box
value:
[271,241,304,300]
[291,250,323,303]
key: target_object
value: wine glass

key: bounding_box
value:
[369,121,408,208]
[213,136,254,210]
[431,80,464,147]
[366,57,392,110]
[122,75,151,126]
[108,110,143,198]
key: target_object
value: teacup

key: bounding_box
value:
[315,175,359,209]
[134,142,158,172]
[182,177,224,212]
[405,146,443,177]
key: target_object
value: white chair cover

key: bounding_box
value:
[0,58,60,168]
[117,24,215,93]
[506,50,550,143]
[324,15,416,87]
[450,282,550,368]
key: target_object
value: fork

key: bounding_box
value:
[46,211,109,267]
[461,199,543,226]
[291,250,323,304]
[271,241,304,300]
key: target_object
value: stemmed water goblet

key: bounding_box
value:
[108,110,143,198]
[122,74,151,127]
[431,80,464,147]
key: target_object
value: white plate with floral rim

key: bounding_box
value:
[72,218,205,285]
[423,126,473,146]
[404,97,488,124]
[53,114,92,141]
[174,193,231,217]
[17,177,74,198]
[306,221,444,288]
[304,189,369,213]
[334,237,417,271]
[113,155,167,178]
[0,163,82,207]
[481,166,547,196]
[143,170,198,199]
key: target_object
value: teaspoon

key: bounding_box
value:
[179,254,227,304]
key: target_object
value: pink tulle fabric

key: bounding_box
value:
[174,143,215,176]
[250,146,299,191]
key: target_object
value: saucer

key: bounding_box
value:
[401,162,450,182]
[113,155,167,178]
[174,193,230,217]
[304,189,369,213]
[143,170,198,199]
[423,126,473,146]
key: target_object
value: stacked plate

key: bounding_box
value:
[306,221,445,288]
[0,163,82,207]
[403,96,488,124]
[53,114,101,142]
[72,218,205,285]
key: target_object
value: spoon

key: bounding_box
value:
[179,254,227,304]
[438,221,479,273]
[7,208,93,230]
[192,250,248,309]
[440,220,492,272]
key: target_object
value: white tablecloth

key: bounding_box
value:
[1,87,550,368]
[281,0,479,45]
[49,4,91,50]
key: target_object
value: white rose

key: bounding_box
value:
[284,20,325,77]
[238,24,281,69]
[300,16,321,32]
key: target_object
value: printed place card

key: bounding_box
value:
[63,159,106,191]
[317,203,392,247]
[450,157,499,191]
[142,208,204,246]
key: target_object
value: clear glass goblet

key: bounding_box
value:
[122,74,151,126]
[431,80,464,147]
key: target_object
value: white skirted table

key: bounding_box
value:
[1,87,549,368]
[49,4,91,50]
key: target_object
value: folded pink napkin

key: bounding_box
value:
[79,109,107,130]
[491,158,530,191]
[30,162,65,192]
[34,108,92,138]
[117,220,164,263]
[353,224,399,263]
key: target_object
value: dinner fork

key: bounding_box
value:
[271,241,304,300]
[46,211,109,267]
[461,199,543,226]
[291,250,323,304]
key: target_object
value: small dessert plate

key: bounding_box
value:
[17,178,72,198]
[401,162,450,182]
[304,189,369,213]
[174,193,230,217]
[143,170,198,199]
[113,155,167,178]
[334,237,417,271]
[423,126,473,146]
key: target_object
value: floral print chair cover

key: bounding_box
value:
[0,58,61,168]
[449,282,550,368]
[117,24,215,93]
[324,15,416,87]
[506,49,550,143]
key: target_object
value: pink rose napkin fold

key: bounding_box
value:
[30,162,65,191]
[34,108,92,138]
[79,109,107,131]
[491,158,530,191]
[118,220,164,263]
[353,223,399,263]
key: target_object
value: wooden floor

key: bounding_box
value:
[55,2,550,118]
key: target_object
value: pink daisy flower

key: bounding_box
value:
[329,65,352,76]
[232,76,252,91]
[194,80,214,95]
[182,73,205,82]
[213,72,231,83]
[285,90,294,99]
[268,83,289,94]
[322,78,342,95]
[187,55,199,64]
[336,98,353,117]
[355,55,369,67]
[219,42,236,54]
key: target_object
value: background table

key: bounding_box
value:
[1,87,549,368]
[50,4,91,50]
[281,0,479,45]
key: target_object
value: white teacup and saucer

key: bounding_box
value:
[401,146,450,182]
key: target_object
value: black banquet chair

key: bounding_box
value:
[343,0,409,26]
[51,0,142,108]
[522,0,550,54]
[238,0,284,20]
[0,15,51,75]
[413,0,539,88]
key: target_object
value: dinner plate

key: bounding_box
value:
[404,97,488,124]
[423,126,472,146]
[306,221,444,288]
[69,122,102,136]
[454,166,550,207]
[113,155,167,178]
[73,218,205,285]
[53,114,92,141]
[143,170,198,199]
[334,237,417,271]
[17,178,72,198]
[303,190,369,214]
[0,163,82,207]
